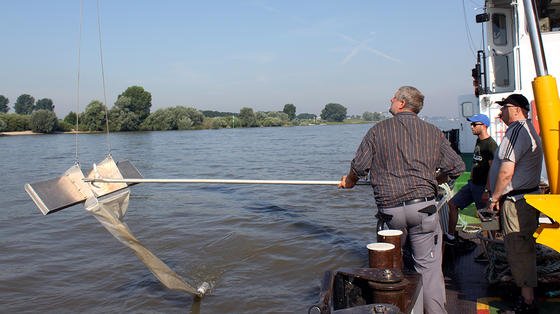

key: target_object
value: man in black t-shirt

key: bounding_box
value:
[445,114,497,247]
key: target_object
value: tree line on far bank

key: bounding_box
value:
[0,87,387,134]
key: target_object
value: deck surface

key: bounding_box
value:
[442,231,560,314]
[443,235,493,314]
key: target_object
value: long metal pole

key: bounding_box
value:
[523,0,548,76]
[84,178,369,186]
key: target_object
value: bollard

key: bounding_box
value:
[366,242,395,269]
[377,229,403,270]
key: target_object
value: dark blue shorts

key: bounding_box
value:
[449,180,486,210]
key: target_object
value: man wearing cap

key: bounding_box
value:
[445,113,497,248]
[486,93,542,312]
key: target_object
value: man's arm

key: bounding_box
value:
[487,160,515,211]
[481,159,493,204]
[339,129,374,188]
[338,168,359,188]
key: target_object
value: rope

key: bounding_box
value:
[74,0,84,166]
[96,0,112,156]
[462,224,482,233]
[436,182,453,210]
[461,0,479,57]
[439,180,484,234]
[458,214,482,233]
[477,232,560,284]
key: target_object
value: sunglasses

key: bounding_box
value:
[470,122,484,127]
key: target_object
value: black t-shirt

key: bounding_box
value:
[471,137,498,186]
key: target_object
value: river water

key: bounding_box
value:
[1,124,380,313]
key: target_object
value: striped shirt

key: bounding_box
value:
[351,112,465,208]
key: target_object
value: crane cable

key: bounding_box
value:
[462,0,483,58]
[74,0,84,165]
[96,0,112,156]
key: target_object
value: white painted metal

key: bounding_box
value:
[457,95,479,154]
[84,178,343,185]
[458,0,560,151]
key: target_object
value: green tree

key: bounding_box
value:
[140,106,203,131]
[35,98,55,111]
[239,107,257,127]
[0,115,7,131]
[362,111,375,121]
[14,94,35,115]
[363,111,386,122]
[175,106,204,127]
[2,113,31,131]
[139,108,173,131]
[255,111,289,127]
[115,86,152,121]
[0,95,9,113]
[57,120,74,132]
[203,117,229,129]
[64,111,78,126]
[372,112,385,121]
[297,113,316,120]
[283,104,296,120]
[109,96,141,131]
[320,103,347,122]
[80,100,107,131]
[30,110,58,133]
[109,107,140,131]
[201,110,237,118]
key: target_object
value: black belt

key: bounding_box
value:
[378,196,435,209]
[504,187,539,197]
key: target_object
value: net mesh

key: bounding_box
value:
[84,189,200,296]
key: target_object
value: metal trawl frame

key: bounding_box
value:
[25,156,143,215]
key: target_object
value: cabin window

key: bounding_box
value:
[538,1,560,32]
[492,14,508,46]
[493,54,510,87]
[461,101,475,117]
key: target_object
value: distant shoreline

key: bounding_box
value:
[0,130,94,136]
[1,131,37,136]
[0,126,329,136]
[0,123,374,136]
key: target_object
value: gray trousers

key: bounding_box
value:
[379,200,447,314]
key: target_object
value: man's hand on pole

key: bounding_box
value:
[338,169,359,188]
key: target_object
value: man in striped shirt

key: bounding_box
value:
[486,93,542,313]
[339,86,464,313]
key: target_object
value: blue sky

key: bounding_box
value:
[0,0,484,118]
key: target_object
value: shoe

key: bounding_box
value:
[443,234,457,246]
[454,235,477,252]
[510,296,538,314]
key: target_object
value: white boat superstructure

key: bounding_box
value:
[458,0,560,149]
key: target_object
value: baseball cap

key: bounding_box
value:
[496,94,530,111]
[467,113,490,127]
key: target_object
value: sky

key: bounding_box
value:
[0,0,485,118]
